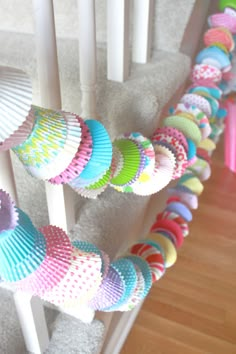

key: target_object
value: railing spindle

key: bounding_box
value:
[78,0,99,119]
[33,0,75,232]
[132,0,154,63]
[107,0,130,82]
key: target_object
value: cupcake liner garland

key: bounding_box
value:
[0,4,234,313]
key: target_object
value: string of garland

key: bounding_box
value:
[0,3,235,312]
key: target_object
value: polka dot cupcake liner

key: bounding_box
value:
[49,117,93,184]
[42,247,102,307]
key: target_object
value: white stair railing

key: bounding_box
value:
[78,0,99,119]
[107,0,130,82]
[33,0,75,233]
[0,1,156,352]
[132,0,154,63]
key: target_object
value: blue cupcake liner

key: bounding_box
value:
[186,138,196,161]
[166,202,193,222]
[0,209,46,282]
[195,46,230,70]
[75,120,112,180]
[124,255,152,298]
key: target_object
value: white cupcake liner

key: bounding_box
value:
[0,108,34,151]
[0,66,32,143]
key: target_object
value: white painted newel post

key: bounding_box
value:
[107,0,130,82]
[78,0,99,119]
[132,0,154,63]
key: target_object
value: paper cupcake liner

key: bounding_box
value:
[72,184,109,199]
[129,242,165,283]
[74,120,112,181]
[180,94,212,118]
[191,64,222,83]
[118,132,155,179]
[23,111,83,180]
[132,145,175,196]
[188,85,222,100]
[167,186,199,210]
[49,117,92,184]
[151,218,184,249]
[111,144,146,192]
[0,108,34,151]
[0,66,32,143]
[152,131,188,179]
[116,265,145,311]
[208,13,236,34]
[72,240,108,275]
[111,146,125,179]
[124,255,152,298]
[13,106,67,167]
[195,46,231,73]
[165,201,192,223]
[173,103,210,139]
[147,233,177,268]
[0,189,18,232]
[204,27,234,52]
[163,115,202,146]
[103,258,138,311]
[157,210,189,237]
[177,173,204,196]
[88,265,124,311]
[42,247,102,307]
[0,209,46,282]
[110,138,142,187]
[15,225,72,295]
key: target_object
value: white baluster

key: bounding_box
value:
[132,0,154,63]
[78,0,99,119]
[0,149,49,354]
[107,0,130,82]
[33,0,75,232]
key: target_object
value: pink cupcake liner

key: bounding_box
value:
[42,247,102,307]
[208,12,236,34]
[49,117,92,184]
[204,27,234,52]
[15,225,72,295]
[191,64,222,83]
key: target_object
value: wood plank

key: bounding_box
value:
[121,139,236,353]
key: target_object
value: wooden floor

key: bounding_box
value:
[121,138,236,354]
